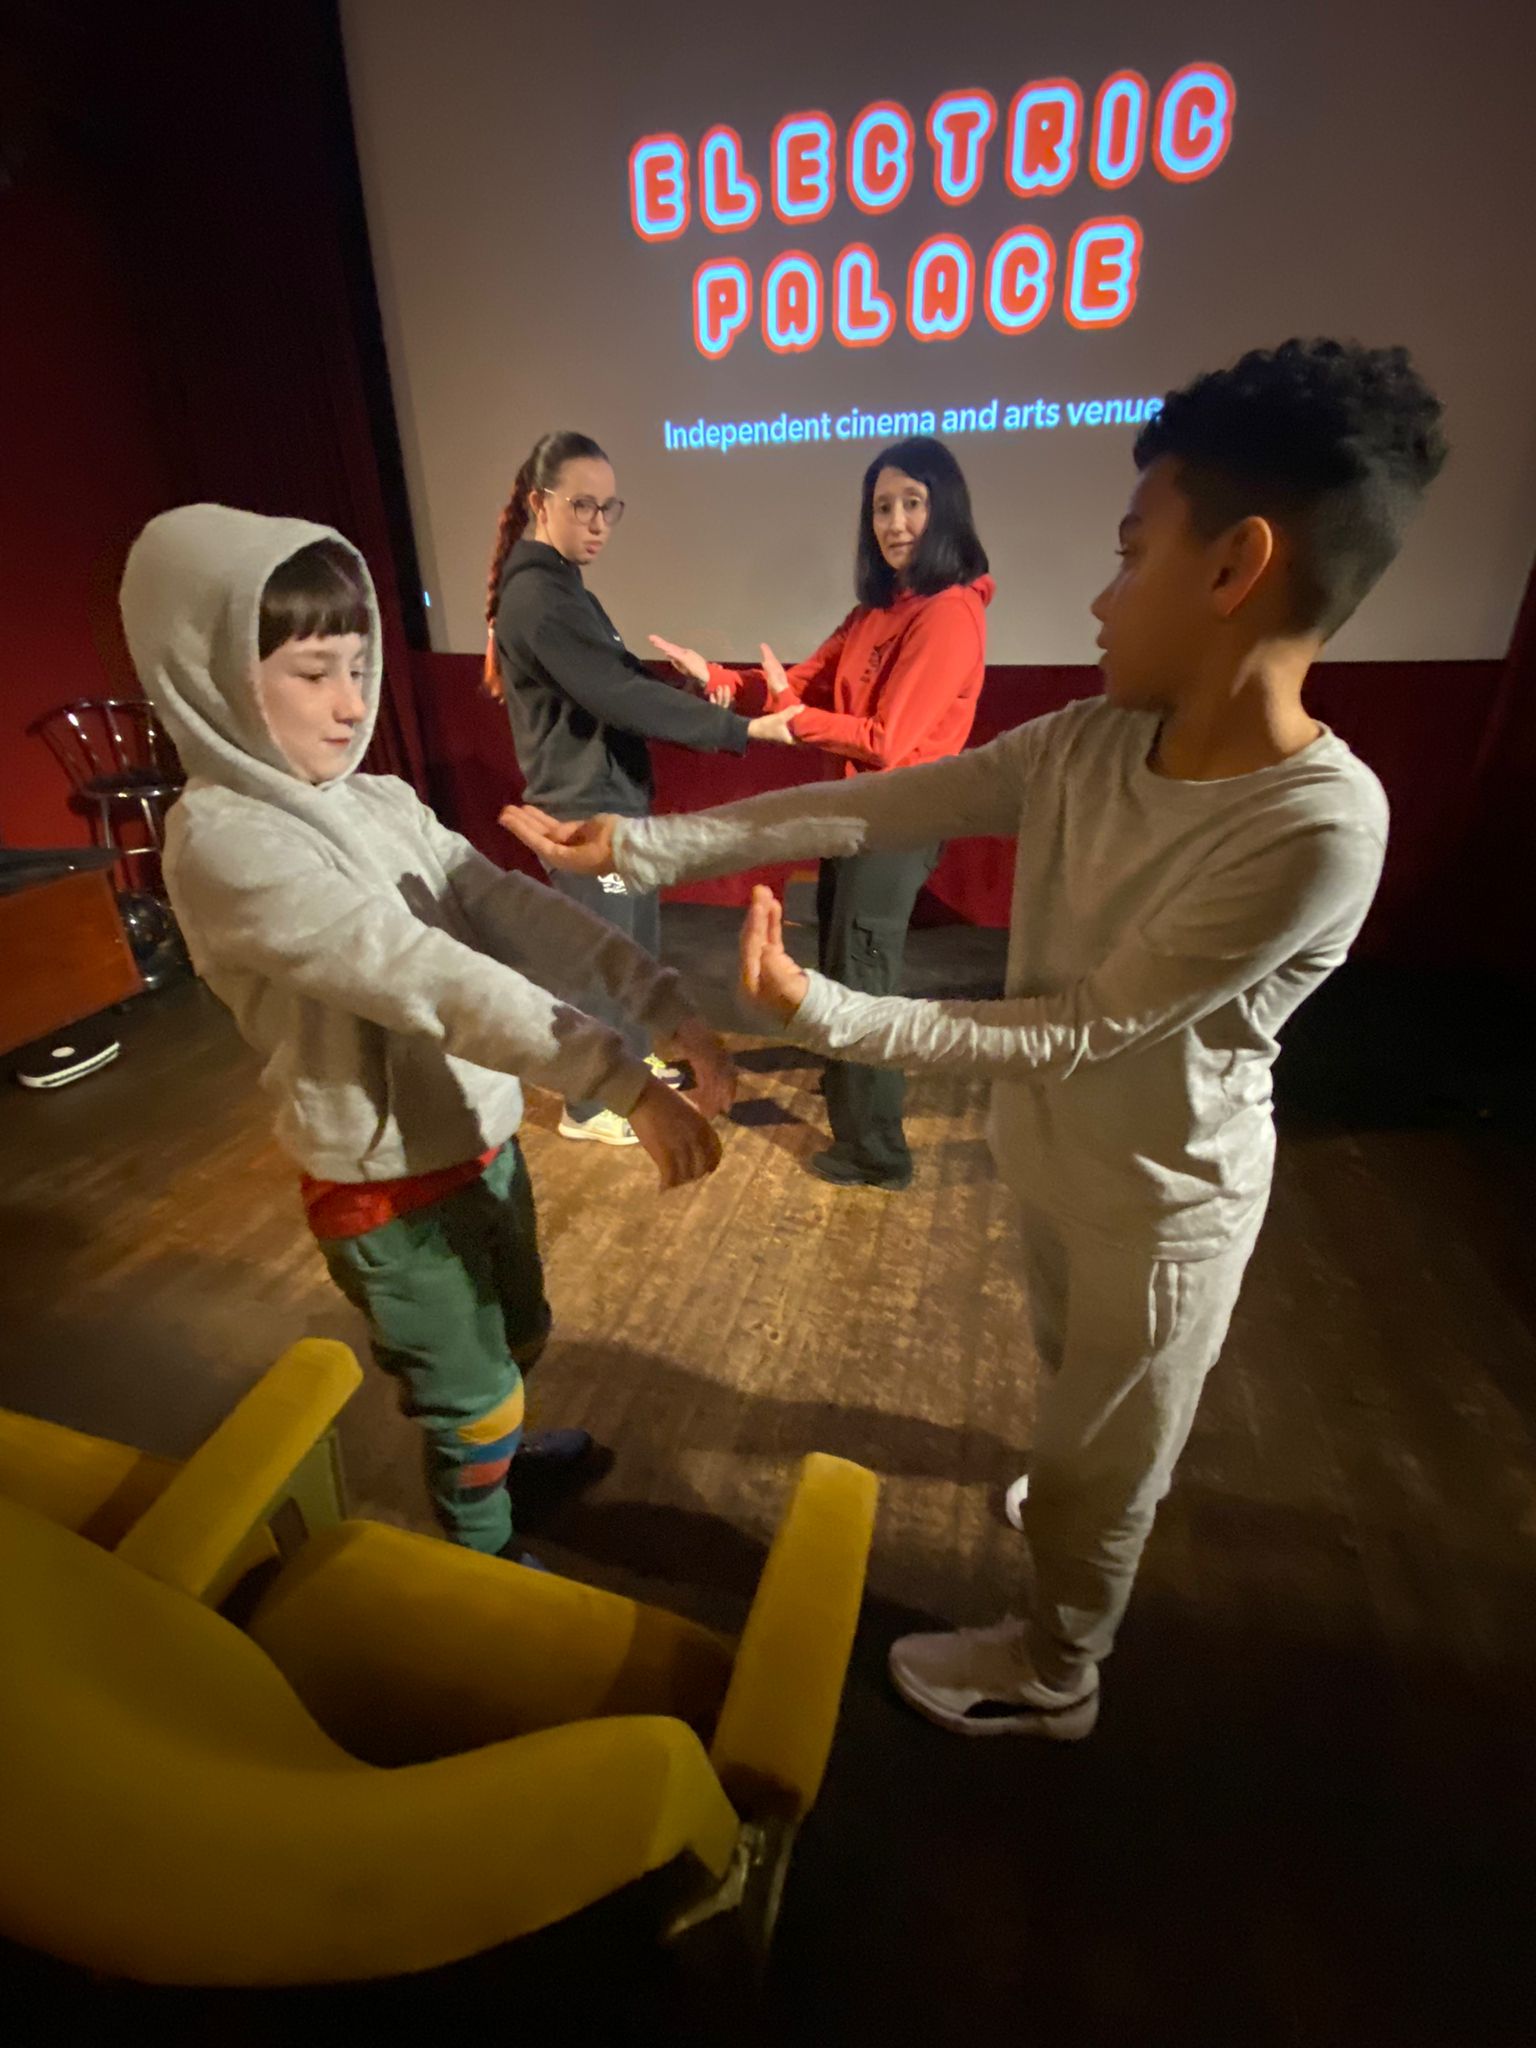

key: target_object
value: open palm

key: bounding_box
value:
[739,885,809,1021]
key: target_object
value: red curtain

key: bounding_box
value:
[87,0,429,793]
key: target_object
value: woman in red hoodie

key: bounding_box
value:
[653,436,993,1190]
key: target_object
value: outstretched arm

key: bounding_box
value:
[501,722,1032,892]
[172,812,729,1177]
[658,614,852,718]
[173,819,656,1114]
[525,584,752,755]
[648,636,735,708]
[739,824,1384,1079]
[401,787,735,1117]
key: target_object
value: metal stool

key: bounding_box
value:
[31,700,189,990]
[31,699,184,898]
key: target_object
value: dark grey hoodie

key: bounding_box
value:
[494,538,750,819]
[120,505,690,1179]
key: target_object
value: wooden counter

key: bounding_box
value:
[0,867,143,1058]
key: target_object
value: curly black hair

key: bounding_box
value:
[1134,339,1447,638]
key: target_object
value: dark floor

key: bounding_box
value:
[2,904,1535,2046]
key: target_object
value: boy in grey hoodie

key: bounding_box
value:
[120,506,731,1558]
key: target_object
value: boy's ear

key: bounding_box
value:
[1209,515,1276,619]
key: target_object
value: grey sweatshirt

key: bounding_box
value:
[120,505,690,1180]
[613,698,1388,1256]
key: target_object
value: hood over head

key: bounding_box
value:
[120,504,382,804]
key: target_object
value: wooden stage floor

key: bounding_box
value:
[3,905,1533,2045]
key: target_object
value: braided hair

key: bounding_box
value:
[482,430,608,698]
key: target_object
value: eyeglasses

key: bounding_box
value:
[548,493,626,527]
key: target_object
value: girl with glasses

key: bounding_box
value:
[485,431,796,1147]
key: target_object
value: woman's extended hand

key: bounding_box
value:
[760,643,794,701]
[648,633,709,685]
[649,637,733,707]
[745,643,803,739]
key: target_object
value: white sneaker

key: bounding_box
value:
[1003,1468,1030,1531]
[888,1616,1099,1740]
[644,1052,686,1088]
[558,1108,639,1147]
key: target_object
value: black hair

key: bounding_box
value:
[1134,338,1447,638]
[854,436,989,609]
[483,430,609,694]
[258,540,371,660]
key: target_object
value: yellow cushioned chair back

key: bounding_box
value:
[0,1492,357,1972]
[0,1495,741,1987]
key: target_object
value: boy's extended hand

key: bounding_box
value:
[628,1077,723,1190]
[500,805,617,876]
[740,885,810,1023]
[659,1016,737,1119]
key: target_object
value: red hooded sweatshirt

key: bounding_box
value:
[709,575,994,777]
